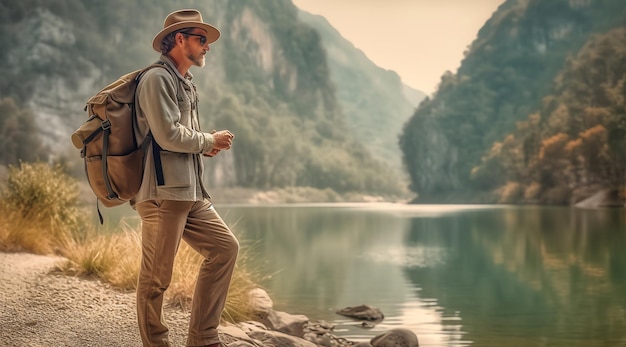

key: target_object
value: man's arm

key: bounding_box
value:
[138,68,215,154]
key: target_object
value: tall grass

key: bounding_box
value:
[0,162,263,323]
[59,222,142,289]
[0,162,84,254]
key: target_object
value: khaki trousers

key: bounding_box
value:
[135,199,239,347]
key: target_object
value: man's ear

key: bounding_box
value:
[176,33,185,46]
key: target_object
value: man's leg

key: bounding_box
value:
[183,200,239,347]
[136,199,195,347]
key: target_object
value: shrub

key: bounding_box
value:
[0,162,86,254]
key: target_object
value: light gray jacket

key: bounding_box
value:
[132,55,214,204]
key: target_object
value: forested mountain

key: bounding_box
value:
[400,0,626,204]
[472,26,626,204]
[298,11,425,172]
[0,0,419,197]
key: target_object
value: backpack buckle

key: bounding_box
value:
[101,119,111,131]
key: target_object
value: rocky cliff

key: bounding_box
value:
[400,0,626,202]
[0,0,419,196]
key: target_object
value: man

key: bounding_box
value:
[133,9,239,347]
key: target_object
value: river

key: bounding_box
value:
[102,203,626,346]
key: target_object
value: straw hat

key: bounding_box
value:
[152,9,220,52]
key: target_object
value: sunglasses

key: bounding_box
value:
[184,33,208,46]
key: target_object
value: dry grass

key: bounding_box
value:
[59,222,142,289]
[1,209,60,254]
[60,223,263,323]
[0,162,82,254]
[0,162,263,323]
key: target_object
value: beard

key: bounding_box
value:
[188,52,206,67]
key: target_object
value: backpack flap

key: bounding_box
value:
[108,70,142,104]
[87,93,108,106]
[85,94,108,120]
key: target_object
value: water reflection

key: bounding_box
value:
[402,206,626,346]
[219,204,473,346]
[102,203,626,346]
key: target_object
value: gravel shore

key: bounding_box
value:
[0,252,191,347]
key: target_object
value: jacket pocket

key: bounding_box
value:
[176,97,193,128]
[159,151,192,188]
[177,98,191,111]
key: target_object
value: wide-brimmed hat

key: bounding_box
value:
[152,9,220,52]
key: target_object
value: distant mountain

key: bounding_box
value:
[0,0,421,197]
[400,0,626,203]
[298,10,425,172]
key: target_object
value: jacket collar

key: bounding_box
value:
[159,54,194,81]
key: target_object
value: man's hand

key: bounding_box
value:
[203,148,221,157]
[212,129,234,150]
[204,129,234,157]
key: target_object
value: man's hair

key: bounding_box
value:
[160,28,195,54]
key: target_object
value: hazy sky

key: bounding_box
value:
[292,0,505,94]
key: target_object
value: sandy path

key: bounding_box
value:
[0,252,191,347]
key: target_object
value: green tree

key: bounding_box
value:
[400,0,626,202]
[472,26,626,203]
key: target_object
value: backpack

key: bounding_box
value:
[71,63,167,219]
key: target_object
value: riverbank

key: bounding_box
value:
[0,251,419,347]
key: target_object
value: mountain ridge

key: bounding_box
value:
[400,0,626,204]
[298,10,425,172]
[0,0,421,197]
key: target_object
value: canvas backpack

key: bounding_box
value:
[71,63,169,220]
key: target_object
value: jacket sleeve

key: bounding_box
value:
[137,68,214,154]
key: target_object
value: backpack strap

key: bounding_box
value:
[100,119,117,200]
[152,139,165,186]
[91,117,116,225]
[135,61,175,187]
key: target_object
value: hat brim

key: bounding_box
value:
[152,22,220,52]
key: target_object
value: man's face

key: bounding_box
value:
[183,28,209,67]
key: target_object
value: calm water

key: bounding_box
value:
[104,203,626,346]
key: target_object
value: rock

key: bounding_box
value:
[247,328,319,347]
[227,318,359,347]
[304,332,333,347]
[303,320,361,347]
[248,289,310,337]
[226,342,257,347]
[219,323,260,343]
[361,321,375,329]
[265,310,309,337]
[336,304,384,321]
[305,320,335,332]
[248,287,274,319]
[575,189,624,208]
[238,320,270,332]
[371,328,419,347]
